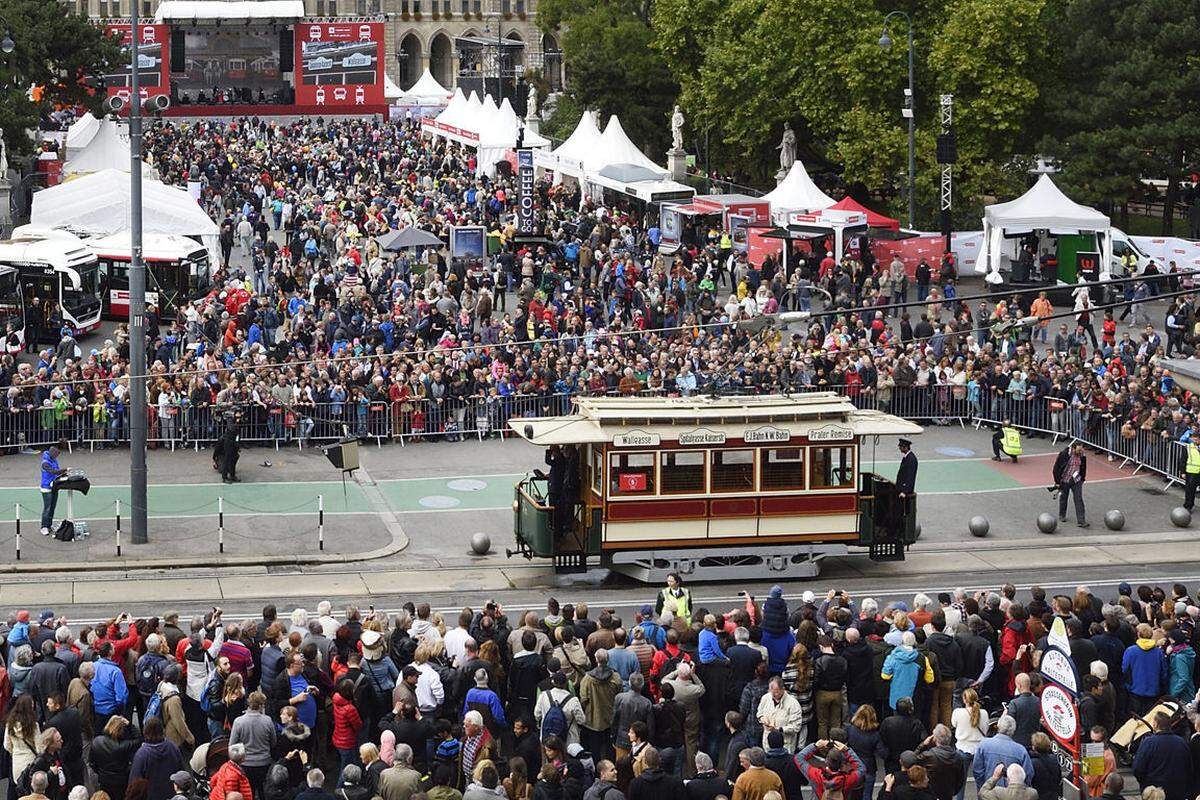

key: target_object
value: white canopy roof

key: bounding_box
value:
[31,168,219,261]
[155,0,305,20]
[384,73,403,101]
[399,69,451,105]
[552,110,601,166]
[762,161,836,219]
[64,113,101,157]
[63,118,151,177]
[586,115,666,176]
[983,174,1110,230]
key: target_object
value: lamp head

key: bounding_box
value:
[1,35,14,55]
[878,29,893,49]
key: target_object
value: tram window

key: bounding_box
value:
[711,449,755,493]
[592,448,603,495]
[810,446,854,489]
[661,451,706,494]
[761,448,806,490]
[610,452,655,495]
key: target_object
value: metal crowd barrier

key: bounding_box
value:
[0,386,1188,487]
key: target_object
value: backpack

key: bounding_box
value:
[199,671,220,713]
[136,653,165,698]
[144,690,164,722]
[540,691,571,740]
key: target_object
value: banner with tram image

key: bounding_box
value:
[294,22,385,107]
[102,23,171,99]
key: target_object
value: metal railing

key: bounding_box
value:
[0,386,1187,486]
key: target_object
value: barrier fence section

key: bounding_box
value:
[0,386,1186,485]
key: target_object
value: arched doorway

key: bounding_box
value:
[398,32,423,90]
[504,30,525,77]
[541,33,562,92]
[429,33,453,89]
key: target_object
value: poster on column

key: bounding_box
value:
[102,24,171,99]
[294,22,384,107]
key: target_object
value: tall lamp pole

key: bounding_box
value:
[879,11,915,230]
[129,5,148,544]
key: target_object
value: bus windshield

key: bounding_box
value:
[63,262,99,306]
[0,271,23,331]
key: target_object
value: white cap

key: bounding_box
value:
[802,591,815,603]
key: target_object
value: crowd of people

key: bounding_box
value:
[1,115,1198,478]
[0,578,1199,800]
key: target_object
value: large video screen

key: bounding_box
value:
[175,29,289,95]
[294,22,384,107]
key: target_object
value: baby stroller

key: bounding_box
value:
[1110,700,1186,763]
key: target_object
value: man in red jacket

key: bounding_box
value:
[210,743,254,800]
[794,740,865,800]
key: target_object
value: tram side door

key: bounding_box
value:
[19,268,58,340]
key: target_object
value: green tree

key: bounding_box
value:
[0,0,121,156]
[1042,0,1200,233]
[537,0,676,157]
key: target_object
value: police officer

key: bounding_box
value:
[1184,428,1200,511]
[992,420,1022,463]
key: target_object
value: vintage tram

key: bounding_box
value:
[509,392,922,581]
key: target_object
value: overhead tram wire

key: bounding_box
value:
[30,266,1197,390]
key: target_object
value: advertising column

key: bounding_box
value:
[294,21,385,108]
[517,149,536,236]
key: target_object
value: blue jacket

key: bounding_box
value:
[1122,638,1168,697]
[698,629,727,664]
[973,734,1034,788]
[637,621,665,650]
[1168,645,1196,702]
[881,646,927,710]
[92,658,129,715]
[462,686,506,727]
[607,648,640,688]
[1133,731,1192,800]
[761,629,796,675]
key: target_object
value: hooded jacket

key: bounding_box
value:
[882,646,933,710]
[1122,638,1168,697]
[794,743,865,800]
[158,683,195,749]
[1169,643,1196,702]
[578,665,622,733]
[762,588,789,636]
[129,739,184,800]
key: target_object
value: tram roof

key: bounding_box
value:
[509,392,922,446]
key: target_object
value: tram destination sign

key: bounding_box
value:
[613,430,661,447]
[744,425,791,443]
[678,428,726,446]
[809,425,854,442]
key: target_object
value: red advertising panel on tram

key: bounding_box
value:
[103,23,171,99]
[294,22,384,107]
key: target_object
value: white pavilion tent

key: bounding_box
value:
[397,69,451,105]
[761,161,835,223]
[64,113,101,160]
[975,174,1113,281]
[63,117,151,177]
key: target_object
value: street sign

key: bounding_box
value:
[1040,646,1079,695]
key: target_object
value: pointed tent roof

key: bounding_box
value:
[983,173,1109,230]
[64,118,151,177]
[65,112,101,156]
[480,96,518,146]
[402,68,451,104]
[762,161,836,215]
[829,196,898,231]
[587,115,666,176]
[383,72,403,101]
[552,109,601,165]
[435,88,467,127]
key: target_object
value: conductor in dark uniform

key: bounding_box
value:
[545,445,566,536]
[892,438,919,535]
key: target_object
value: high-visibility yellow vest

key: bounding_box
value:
[660,587,692,625]
[1002,427,1023,456]
[1187,443,1200,474]
[720,234,732,250]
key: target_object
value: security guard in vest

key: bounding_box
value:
[719,231,732,263]
[992,419,1022,463]
[1184,428,1200,511]
[654,572,692,626]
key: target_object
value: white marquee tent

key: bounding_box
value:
[397,69,452,106]
[31,168,220,262]
[976,174,1113,280]
[424,89,551,174]
[64,113,102,160]
[540,109,601,178]
[762,161,835,222]
[63,117,151,177]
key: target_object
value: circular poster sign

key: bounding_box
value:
[1040,647,1079,695]
[1040,684,1079,746]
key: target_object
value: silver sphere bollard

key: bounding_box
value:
[969,515,989,538]
[470,532,492,555]
[1171,507,1192,528]
[1036,513,1058,534]
[1104,510,1125,531]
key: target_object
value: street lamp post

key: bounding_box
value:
[0,17,15,56]
[129,4,149,545]
[879,11,915,230]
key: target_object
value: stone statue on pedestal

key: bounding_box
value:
[777,121,796,174]
[670,104,685,152]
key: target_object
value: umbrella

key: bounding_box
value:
[377,227,444,251]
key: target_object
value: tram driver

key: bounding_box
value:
[545,444,580,538]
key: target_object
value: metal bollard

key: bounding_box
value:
[14,502,20,561]
[116,499,122,557]
[218,497,224,554]
[318,494,324,551]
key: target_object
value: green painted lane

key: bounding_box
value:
[378,474,522,512]
[871,460,1023,493]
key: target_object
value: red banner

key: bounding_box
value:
[103,23,171,99]
[618,473,647,492]
[294,22,384,108]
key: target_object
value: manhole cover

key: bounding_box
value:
[935,447,976,458]
[418,495,461,509]
[447,479,488,492]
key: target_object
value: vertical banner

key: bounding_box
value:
[294,22,385,107]
[659,204,682,251]
[103,23,171,99]
[729,214,752,254]
[517,149,536,236]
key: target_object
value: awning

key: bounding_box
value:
[666,202,718,217]
[155,0,307,21]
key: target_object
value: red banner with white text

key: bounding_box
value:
[294,22,384,108]
[103,23,171,100]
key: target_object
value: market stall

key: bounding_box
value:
[761,160,835,223]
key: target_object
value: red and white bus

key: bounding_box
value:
[89,232,212,318]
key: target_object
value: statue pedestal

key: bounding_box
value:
[0,175,13,238]
[524,114,540,136]
[667,148,688,182]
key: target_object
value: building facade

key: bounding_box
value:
[73,0,562,93]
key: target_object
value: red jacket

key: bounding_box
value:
[332,693,363,751]
[209,759,253,800]
[999,620,1034,696]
